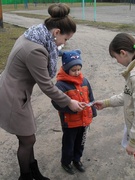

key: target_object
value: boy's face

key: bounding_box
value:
[68,65,82,77]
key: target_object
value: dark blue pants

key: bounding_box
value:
[61,126,89,165]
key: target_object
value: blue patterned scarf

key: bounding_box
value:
[24,24,58,78]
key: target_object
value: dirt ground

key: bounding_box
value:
[1,24,135,180]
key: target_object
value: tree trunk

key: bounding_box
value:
[0,0,3,28]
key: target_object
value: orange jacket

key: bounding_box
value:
[52,67,97,128]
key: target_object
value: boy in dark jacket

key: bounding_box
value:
[52,50,97,175]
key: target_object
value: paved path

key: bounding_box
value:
[3,13,42,28]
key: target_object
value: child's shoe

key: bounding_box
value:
[61,163,75,175]
[73,161,85,172]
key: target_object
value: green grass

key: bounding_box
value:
[0,24,26,72]
[76,19,135,32]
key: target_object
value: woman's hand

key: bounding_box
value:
[68,99,86,112]
[93,101,104,110]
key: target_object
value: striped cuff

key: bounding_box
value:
[129,139,135,148]
[103,99,110,107]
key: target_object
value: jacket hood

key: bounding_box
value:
[56,67,83,85]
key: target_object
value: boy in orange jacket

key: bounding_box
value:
[52,50,97,174]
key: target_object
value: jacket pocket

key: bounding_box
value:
[21,90,30,108]
[12,90,31,114]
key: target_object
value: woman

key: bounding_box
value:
[0,3,85,180]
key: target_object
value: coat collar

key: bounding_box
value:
[122,60,135,78]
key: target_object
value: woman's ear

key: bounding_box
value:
[53,28,60,37]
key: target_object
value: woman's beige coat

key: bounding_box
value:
[0,35,70,136]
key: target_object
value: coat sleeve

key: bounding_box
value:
[102,93,124,107]
[85,78,97,117]
[129,75,135,146]
[25,48,71,108]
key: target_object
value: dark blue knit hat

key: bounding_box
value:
[61,50,82,71]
